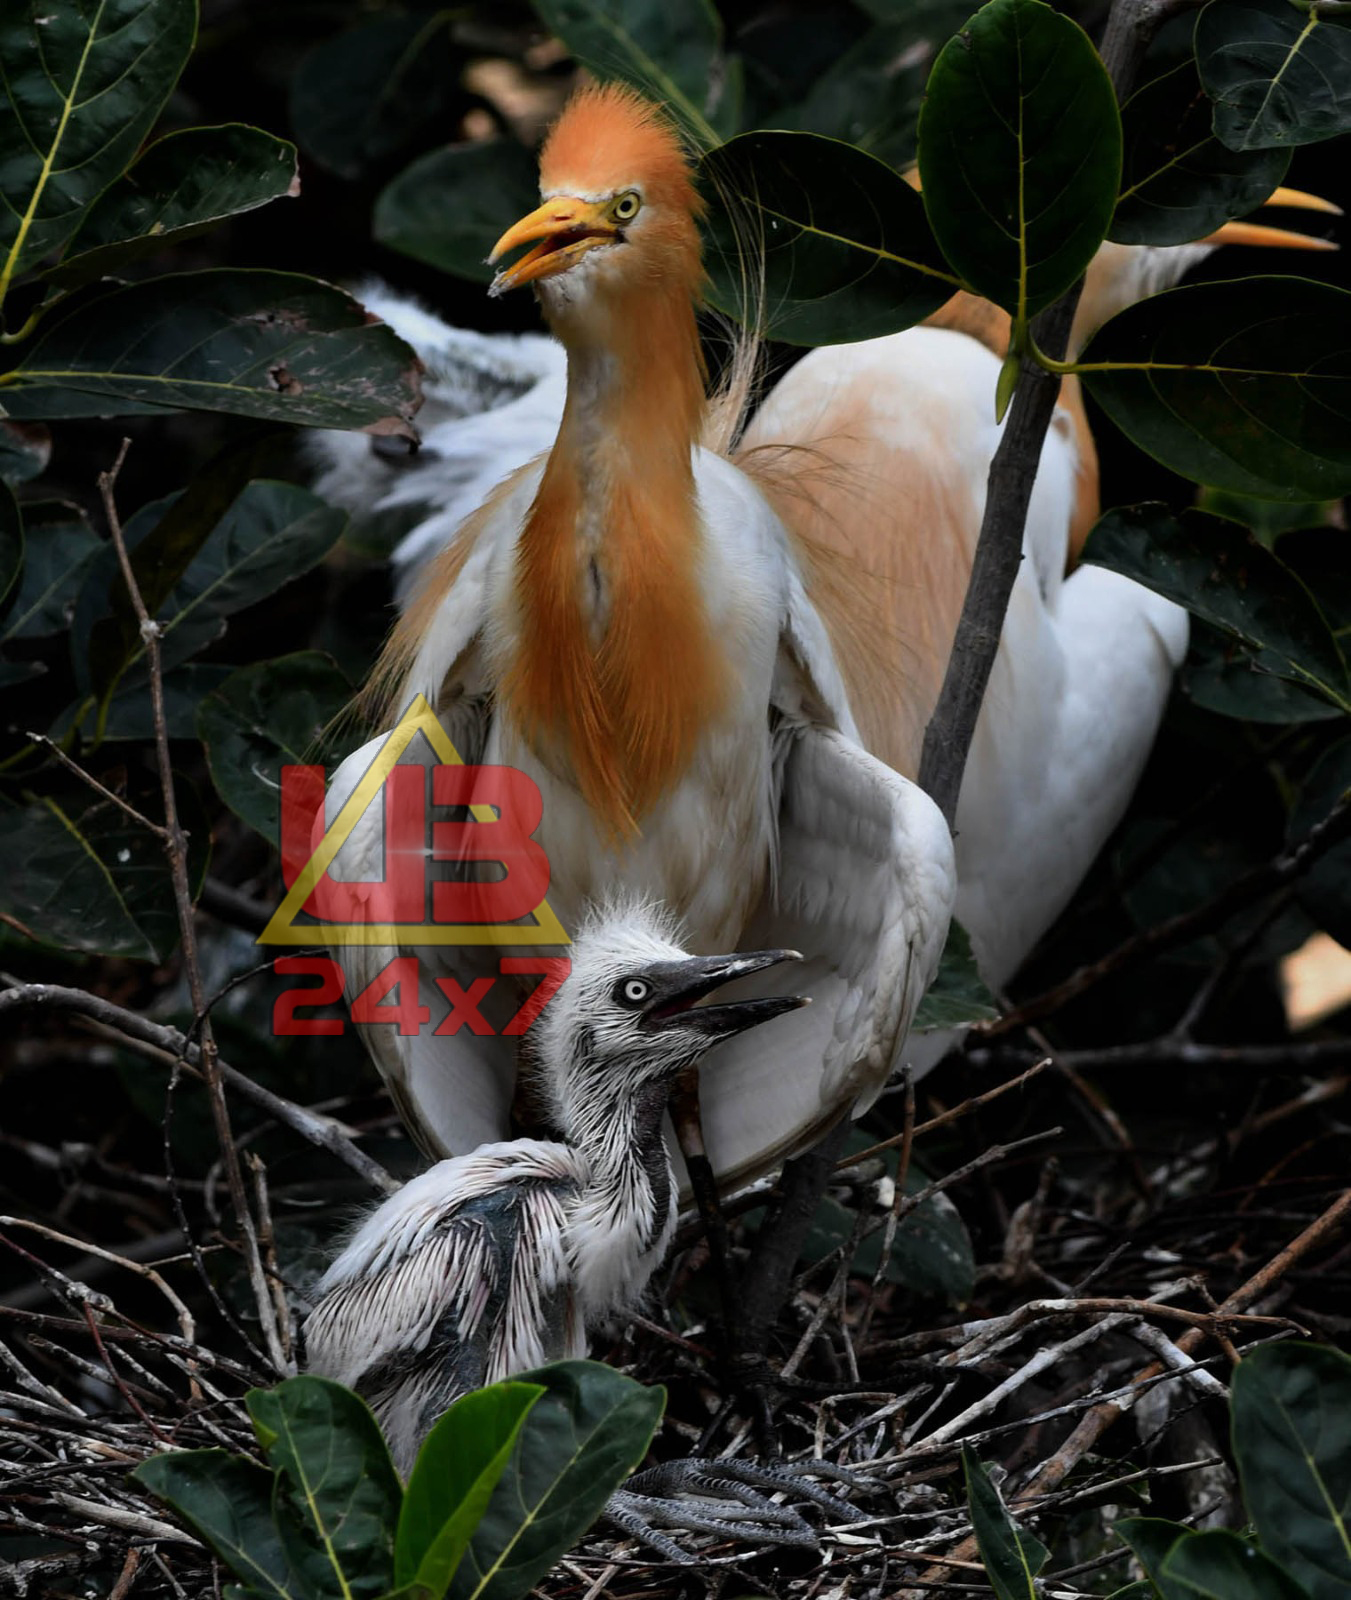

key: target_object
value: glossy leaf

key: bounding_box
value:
[1196,0,1351,151]
[75,482,346,703]
[133,1450,293,1600]
[248,1377,401,1600]
[963,1449,1049,1600]
[777,1,971,171]
[291,13,459,180]
[1083,505,1349,711]
[397,1384,544,1597]
[1111,60,1289,246]
[0,793,199,962]
[0,420,51,486]
[449,1360,663,1600]
[1115,1517,1192,1592]
[1161,1529,1315,1599]
[1232,1343,1351,1600]
[0,484,21,623]
[1182,621,1343,724]
[530,0,734,142]
[375,141,540,286]
[0,0,197,296]
[0,503,98,641]
[2,270,422,437]
[197,652,352,845]
[84,428,291,696]
[1080,278,1351,501]
[918,0,1121,321]
[914,920,999,1029]
[700,131,957,345]
[53,126,299,287]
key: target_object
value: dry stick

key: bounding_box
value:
[837,1059,1051,1173]
[0,981,397,1195]
[901,1185,1351,1598]
[858,1070,916,1349]
[97,441,285,1378]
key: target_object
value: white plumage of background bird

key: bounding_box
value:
[304,903,804,1473]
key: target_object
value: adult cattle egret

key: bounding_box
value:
[305,906,868,1554]
[312,85,1337,1190]
[318,84,956,1194]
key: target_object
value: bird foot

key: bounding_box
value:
[605,1457,880,1564]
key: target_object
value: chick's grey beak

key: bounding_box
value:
[641,949,807,1040]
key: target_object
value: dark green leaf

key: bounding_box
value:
[85,427,291,697]
[699,132,957,345]
[2,270,422,436]
[1199,487,1337,546]
[0,503,92,640]
[93,663,233,741]
[1111,60,1289,246]
[247,1377,401,1600]
[1290,737,1351,954]
[1107,1585,1161,1599]
[0,483,21,622]
[397,1384,544,1597]
[291,14,458,181]
[777,1,971,171]
[962,1449,1049,1600]
[1182,620,1343,724]
[132,1450,294,1600]
[529,0,732,143]
[1196,0,1351,151]
[197,653,352,845]
[1232,1343,1351,1600]
[1080,277,1351,501]
[918,0,1121,320]
[449,1360,663,1600]
[0,792,198,962]
[53,126,299,287]
[1083,505,1349,709]
[74,482,346,702]
[1278,526,1351,639]
[914,920,998,1029]
[0,420,51,486]
[0,0,197,291]
[375,142,540,286]
[1160,1529,1314,1599]
[1115,1517,1194,1590]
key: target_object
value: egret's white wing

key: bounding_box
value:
[689,723,955,1192]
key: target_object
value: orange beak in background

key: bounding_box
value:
[488,197,621,297]
[1204,186,1343,252]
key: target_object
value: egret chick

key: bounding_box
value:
[304,903,805,1473]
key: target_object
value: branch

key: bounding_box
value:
[0,980,398,1196]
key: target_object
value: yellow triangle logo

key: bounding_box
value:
[258,695,571,948]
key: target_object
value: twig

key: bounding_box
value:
[0,980,397,1195]
[24,732,166,838]
[837,1059,1051,1172]
[982,793,1351,1037]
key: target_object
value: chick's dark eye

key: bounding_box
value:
[617,977,650,1007]
[612,191,641,223]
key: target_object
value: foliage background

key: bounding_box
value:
[3,0,1351,1593]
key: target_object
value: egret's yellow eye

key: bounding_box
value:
[610,190,641,224]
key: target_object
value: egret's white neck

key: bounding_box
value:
[559,1069,678,1327]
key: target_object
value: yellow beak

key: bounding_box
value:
[1204,186,1342,252]
[488,196,620,297]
